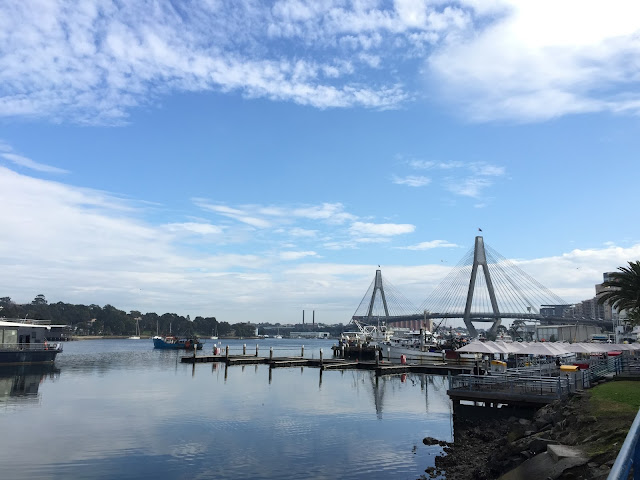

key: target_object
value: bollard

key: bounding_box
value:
[270,347,273,361]
[320,348,323,365]
[243,343,246,355]
[225,345,229,359]
[387,347,390,361]
[301,345,304,358]
[256,344,259,357]
[376,349,380,366]
[341,345,345,358]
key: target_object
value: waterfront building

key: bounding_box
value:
[535,324,600,342]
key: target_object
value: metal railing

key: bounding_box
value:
[0,342,62,352]
[449,373,572,398]
[608,408,640,480]
[621,357,640,376]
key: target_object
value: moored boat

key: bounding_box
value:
[0,320,63,365]
[152,335,202,350]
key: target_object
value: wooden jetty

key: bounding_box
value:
[180,352,471,376]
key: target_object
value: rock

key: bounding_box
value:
[422,436,440,446]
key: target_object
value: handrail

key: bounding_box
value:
[0,342,62,351]
[608,407,640,480]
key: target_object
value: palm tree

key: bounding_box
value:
[597,261,640,324]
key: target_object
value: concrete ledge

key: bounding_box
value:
[548,444,583,463]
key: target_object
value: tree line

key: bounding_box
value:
[0,295,259,337]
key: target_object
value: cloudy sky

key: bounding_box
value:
[1,0,640,325]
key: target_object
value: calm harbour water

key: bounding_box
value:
[0,339,453,480]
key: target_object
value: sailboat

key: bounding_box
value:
[129,318,141,340]
[210,325,218,340]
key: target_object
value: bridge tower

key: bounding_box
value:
[463,236,501,338]
[366,269,390,322]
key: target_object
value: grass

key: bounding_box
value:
[583,381,640,458]
[589,381,640,417]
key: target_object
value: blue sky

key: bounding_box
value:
[1,0,640,325]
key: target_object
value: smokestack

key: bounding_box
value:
[302,310,305,326]
[312,310,315,327]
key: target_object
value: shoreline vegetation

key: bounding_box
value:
[69,335,259,340]
[423,379,640,480]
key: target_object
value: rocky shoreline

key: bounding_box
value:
[420,385,634,480]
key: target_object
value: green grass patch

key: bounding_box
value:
[590,381,640,417]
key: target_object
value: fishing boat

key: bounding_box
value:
[152,335,202,350]
[380,329,478,364]
[379,329,446,363]
[0,320,63,365]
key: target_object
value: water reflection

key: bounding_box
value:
[0,364,60,405]
[0,340,454,480]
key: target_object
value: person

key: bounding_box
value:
[473,362,480,375]
[555,357,561,367]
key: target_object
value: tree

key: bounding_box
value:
[32,294,48,305]
[598,261,640,326]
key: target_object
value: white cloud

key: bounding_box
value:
[392,175,431,187]
[408,160,465,170]
[1,161,637,325]
[280,250,317,261]
[2,1,636,122]
[195,203,273,228]
[349,221,415,236]
[289,228,318,238]
[397,159,506,198]
[428,0,640,121]
[164,222,224,236]
[445,177,492,198]
[1,153,69,174]
[402,240,459,250]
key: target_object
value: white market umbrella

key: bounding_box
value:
[543,343,569,355]
[563,343,594,354]
[494,340,525,354]
[517,342,563,356]
[455,341,502,355]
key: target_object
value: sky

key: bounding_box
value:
[1,0,640,326]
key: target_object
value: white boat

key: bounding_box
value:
[0,320,63,364]
[210,326,218,340]
[378,329,446,363]
[128,318,141,340]
[339,320,393,346]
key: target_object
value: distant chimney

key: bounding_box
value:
[302,310,305,325]
[312,310,315,327]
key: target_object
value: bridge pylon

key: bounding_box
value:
[463,236,501,338]
[366,269,389,322]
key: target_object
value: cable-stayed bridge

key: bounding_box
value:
[352,236,601,337]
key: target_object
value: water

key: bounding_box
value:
[0,339,453,480]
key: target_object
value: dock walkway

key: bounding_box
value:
[180,353,471,376]
[447,372,572,407]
